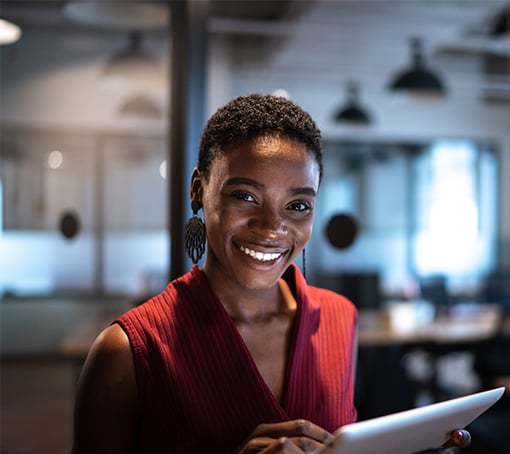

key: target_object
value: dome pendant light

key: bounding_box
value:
[102,31,164,91]
[334,81,372,125]
[389,37,446,98]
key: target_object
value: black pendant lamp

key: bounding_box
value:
[334,81,372,125]
[490,6,509,36]
[389,37,446,97]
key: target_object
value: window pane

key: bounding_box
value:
[413,140,497,286]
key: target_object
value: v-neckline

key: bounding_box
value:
[192,266,302,414]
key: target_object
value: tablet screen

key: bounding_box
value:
[317,387,505,454]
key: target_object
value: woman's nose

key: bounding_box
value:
[249,207,287,238]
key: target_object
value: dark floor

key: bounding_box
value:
[1,358,76,454]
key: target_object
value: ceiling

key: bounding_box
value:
[2,0,510,102]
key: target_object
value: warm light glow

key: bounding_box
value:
[48,150,63,169]
[0,18,22,45]
[159,160,167,179]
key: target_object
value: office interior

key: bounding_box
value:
[1,1,509,453]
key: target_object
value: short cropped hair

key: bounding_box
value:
[197,93,323,182]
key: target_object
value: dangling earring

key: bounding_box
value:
[302,248,307,280]
[185,200,206,264]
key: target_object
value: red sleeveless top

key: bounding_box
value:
[115,264,357,453]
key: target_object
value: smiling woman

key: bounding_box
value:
[71,94,470,454]
[72,94,357,454]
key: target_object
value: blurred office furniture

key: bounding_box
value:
[358,303,502,347]
[419,274,452,310]
[481,272,510,311]
[315,271,381,310]
[355,302,504,420]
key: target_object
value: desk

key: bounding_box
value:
[356,303,506,417]
[358,303,503,347]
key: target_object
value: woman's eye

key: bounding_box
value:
[232,191,255,203]
[288,201,312,212]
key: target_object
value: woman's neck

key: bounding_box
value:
[203,271,296,324]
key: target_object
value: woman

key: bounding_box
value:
[72,94,470,453]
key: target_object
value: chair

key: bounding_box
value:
[419,274,451,309]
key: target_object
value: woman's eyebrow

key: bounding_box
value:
[226,177,316,197]
[290,187,317,197]
[225,177,264,189]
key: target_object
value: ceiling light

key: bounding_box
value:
[388,37,446,97]
[102,31,164,91]
[334,81,372,125]
[0,18,21,45]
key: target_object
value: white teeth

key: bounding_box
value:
[239,245,282,262]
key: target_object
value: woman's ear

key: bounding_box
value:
[189,167,203,203]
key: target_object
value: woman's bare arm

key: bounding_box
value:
[71,323,138,454]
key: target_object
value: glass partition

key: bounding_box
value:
[0,127,168,298]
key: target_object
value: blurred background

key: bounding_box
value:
[1,1,509,453]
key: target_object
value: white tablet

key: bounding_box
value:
[317,387,505,454]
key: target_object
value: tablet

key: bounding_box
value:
[317,387,505,454]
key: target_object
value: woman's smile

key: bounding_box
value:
[238,244,285,262]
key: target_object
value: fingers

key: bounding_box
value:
[237,420,334,454]
[259,437,314,453]
[252,419,334,444]
[451,430,471,448]
[428,429,471,454]
[414,429,472,454]
[238,437,318,454]
[442,429,471,449]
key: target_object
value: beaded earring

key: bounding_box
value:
[185,200,206,264]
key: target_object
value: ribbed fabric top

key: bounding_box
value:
[115,263,357,453]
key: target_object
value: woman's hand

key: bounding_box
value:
[415,429,471,454]
[235,420,335,453]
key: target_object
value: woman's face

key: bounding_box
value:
[192,135,320,291]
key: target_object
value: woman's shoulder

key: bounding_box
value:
[308,284,358,315]
[93,323,131,352]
